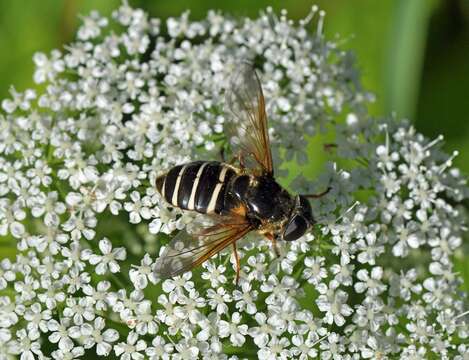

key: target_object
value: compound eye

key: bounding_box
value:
[282,215,308,241]
[298,195,314,224]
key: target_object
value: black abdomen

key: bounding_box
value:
[156,161,237,215]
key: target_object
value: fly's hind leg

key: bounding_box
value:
[220,146,228,162]
[238,153,246,169]
[220,148,246,170]
[323,143,337,153]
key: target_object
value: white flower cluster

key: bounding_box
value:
[0,2,468,359]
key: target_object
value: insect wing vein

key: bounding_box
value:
[154,216,252,279]
[225,62,274,175]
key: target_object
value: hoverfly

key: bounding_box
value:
[154,63,330,283]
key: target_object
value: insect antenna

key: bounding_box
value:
[314,200,360,227]
[302,186,332,199]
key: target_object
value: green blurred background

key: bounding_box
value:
[0,0,468,284]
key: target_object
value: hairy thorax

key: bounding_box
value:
[230,174,294,230]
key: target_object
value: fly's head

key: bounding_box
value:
[281,195,315,242]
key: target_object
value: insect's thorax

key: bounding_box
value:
[229,174,294,227]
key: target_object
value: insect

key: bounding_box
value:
[154,63,330,283]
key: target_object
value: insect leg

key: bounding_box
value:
[220,146,242,166]
[220,146,226,162]
[238,152,246,169]
[323,143,337,153]
[232,242,240,285]
[303,187,332,199]
[264,232,280,257]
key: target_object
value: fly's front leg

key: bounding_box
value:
[232,242,240,285]
[265,232,280,257]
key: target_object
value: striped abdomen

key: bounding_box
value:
[156,161,237,215]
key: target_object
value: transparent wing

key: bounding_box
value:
[154,214,253,279]
[225,62,274,176]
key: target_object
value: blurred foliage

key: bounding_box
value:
[0,0,467,284]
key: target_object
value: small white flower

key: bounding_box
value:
[303,256,327,285]
[162,272,194,297]
[356,232,384,265]
[114,331,147,360]
[62,212,97,241]
[10,329,43,360]
[63,297,95,325]
[218,312,248,347]
[196,313,224,353]
[14,275,40,302]
[81,317,119,356]
[51,346,85,360]
[62,267,91,294]
[319,332,345,360]
[249,312,280,348]
[132,300,159,335]
[173,289,205,324]
[269,296,301,334]
[316,283,353,326]
[207,287,232,315]
[353,297,385,332]
[47,318,77,351]
[78,11,108,40]
[354,266,386,296]
[201,261,227,287]
[258,336,291,359]
[1,87,36,113]
[145,336,174,359]
[88,237,126,274]
[389,269,422,300]
[124,191,152,224]
[129,253,158,289]
[0,199,26,239]
[31,191,66,227]
[247,253,267,282]
[260,275,300,305]
[233,281,258,315]
[173,338,199,360]
[24,302,52,335]
[155,293,178,326]
[330,262,354,286]
[290,334,319,359]
[33,50,64,83]
[83,280,111,311]
[0,258,15,289]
